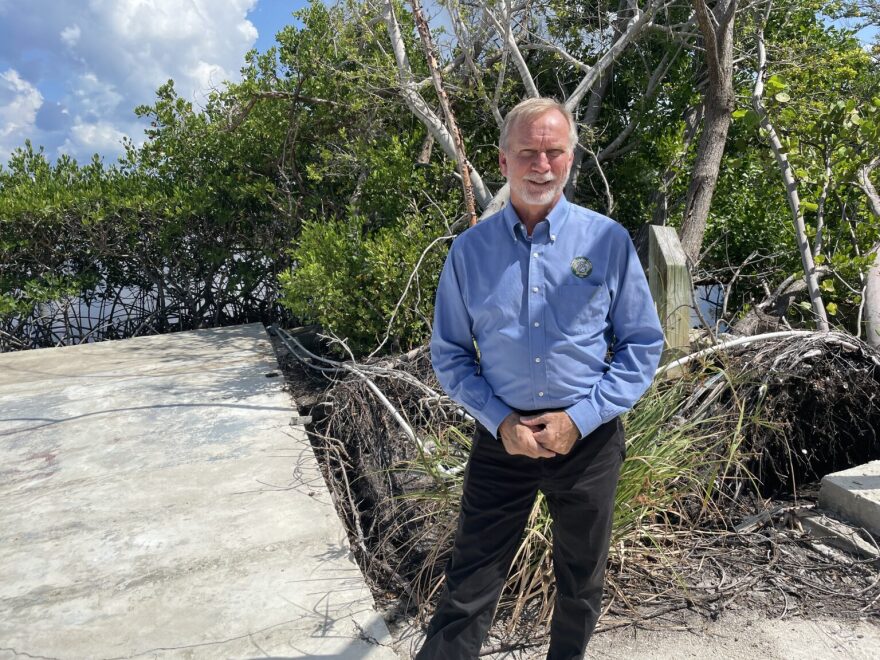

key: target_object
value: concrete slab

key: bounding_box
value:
[819,460,880,537]
[0,324,398,659]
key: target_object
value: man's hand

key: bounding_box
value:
[498,412,556,459]
[520,411,580,456]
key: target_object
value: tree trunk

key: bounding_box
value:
[678,0,737,266]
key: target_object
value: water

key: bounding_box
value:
[691,283,727,332]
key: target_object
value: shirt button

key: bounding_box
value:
[531,286,539,293]
[533,252,540,258]
[534,357,541,363]
[538,391,545,397]
[550,234,557,241]
[534,321,540,327]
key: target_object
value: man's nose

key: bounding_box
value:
[531,152,551,170]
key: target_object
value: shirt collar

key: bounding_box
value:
[504,195,572,242]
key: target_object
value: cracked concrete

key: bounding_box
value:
[0,324,398,659]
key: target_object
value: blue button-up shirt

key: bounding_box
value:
[430,196,664,439]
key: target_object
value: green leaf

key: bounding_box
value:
[766,75,787,94]
[743,109,761,129]
[820,279,835,293]
[774,92,791,103]
[802,201,819,212]
[732,109,749,119]
[826,302,838,316]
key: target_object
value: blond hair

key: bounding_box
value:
[499,98,578,152]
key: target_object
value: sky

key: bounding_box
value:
[0,0,309,167]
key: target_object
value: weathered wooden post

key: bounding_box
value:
[647,225,691,365]
[865,248,880,349]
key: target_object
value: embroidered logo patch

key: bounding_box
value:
[570,256,593,278]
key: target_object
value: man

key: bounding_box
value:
[419,97,664,659]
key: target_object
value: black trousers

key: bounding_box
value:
[415,417,625,660]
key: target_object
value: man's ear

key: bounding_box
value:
[499,149,508,177]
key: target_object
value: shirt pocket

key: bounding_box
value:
[553,283,610,334]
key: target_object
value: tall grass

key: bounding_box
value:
[400,363,755,625]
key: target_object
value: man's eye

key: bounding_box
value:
[521,150,536,157]
[548,150,564,158]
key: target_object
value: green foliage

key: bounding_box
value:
[279,207,452,354]
[3,0,879,352]
[699,0,880,327]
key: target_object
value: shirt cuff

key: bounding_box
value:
[565,398,603,439]
[477,396,515,439]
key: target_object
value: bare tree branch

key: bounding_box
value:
[411,0,478,225]
[565,0,664,111]
[752,5,829,331]
[448,0,504,127]
[856,158,880,346]
[484,1,540,98]
[814,150,832,257]
[381,0,494,209]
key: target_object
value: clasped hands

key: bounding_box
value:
[498,410,580,459]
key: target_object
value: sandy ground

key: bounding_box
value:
[392,609,880,659]
[586,610,880,660]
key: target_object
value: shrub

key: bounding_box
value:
[279,208,452,355]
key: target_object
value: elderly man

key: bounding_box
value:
[418,98,664,659]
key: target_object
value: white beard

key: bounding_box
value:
[516,180,563,206]
[511,169,570,207]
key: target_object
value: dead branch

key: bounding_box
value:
[411,0,478,225]
[381,0,494,208]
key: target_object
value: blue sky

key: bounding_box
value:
[0,0,309,167]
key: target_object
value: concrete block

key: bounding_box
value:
[0,324,399,659]
[819,460,880,538]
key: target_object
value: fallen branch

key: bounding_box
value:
[656,330,816,375]
[273,325,464,477]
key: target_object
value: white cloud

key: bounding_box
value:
[60,24,81,47]
[60,119,130,158]
[72,73,124,118]
[79,0,259,106]
[0,69,42,136]
[0,0,260,164]
[185,61,230,94]
[0,69,43,164]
